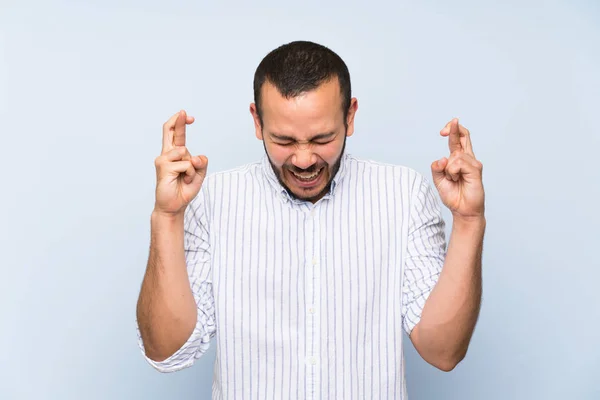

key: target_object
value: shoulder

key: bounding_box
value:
[188,159,263,214]
[343,154,431,192]
[204,159,262,184]
[200,159,265,198]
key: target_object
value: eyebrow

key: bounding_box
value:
[270,131,336,142]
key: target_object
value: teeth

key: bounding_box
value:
[293,168,322,181]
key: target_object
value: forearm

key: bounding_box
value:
[136,211,198,362]
[411,216,485,370]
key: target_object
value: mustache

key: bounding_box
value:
[285,164,325,174]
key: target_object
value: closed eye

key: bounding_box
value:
[311,132,336,144]
[274,140,294,146]
[270,132,336,146]
[275,139,332,146]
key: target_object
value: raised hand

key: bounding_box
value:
[431,118,485,221]
[153,110,208,216]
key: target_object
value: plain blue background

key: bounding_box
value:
[1,0,599,399]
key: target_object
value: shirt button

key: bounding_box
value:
[308,307,315,314]
[306,356,318,365]
[312,258,317,266]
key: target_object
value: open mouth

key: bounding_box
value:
[289,167,324,187]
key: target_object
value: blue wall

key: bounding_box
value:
[1,1,598,398]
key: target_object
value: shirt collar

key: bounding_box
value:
[260,153,350,204]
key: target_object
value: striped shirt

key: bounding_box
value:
[137,152,447,399]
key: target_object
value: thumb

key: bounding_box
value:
[182,155,208,185]
[431,157,447,187]
[192,155,208,178]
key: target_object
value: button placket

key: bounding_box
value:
[304,204,321,397]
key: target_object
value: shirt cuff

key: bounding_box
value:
[136,314,213,373]
[402,281,439,335]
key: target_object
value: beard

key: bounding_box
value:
[264,136,346,202]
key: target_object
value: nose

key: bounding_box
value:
[291,147,317,170]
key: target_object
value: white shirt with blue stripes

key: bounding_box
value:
[137,152,447,399]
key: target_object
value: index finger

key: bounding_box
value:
[161,111,180,153]
[440,118,461,153]
[161,110,195,154]
[173,110,191,147]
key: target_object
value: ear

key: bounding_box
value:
[249,103,263,140]
[345,97,359,137]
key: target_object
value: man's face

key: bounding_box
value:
[250,78,358,203]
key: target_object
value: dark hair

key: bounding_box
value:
[253,40,352,127]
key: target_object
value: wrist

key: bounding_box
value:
[451,214,486,233]
[151,208,185,225]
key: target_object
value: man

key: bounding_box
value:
[136,40,485,399]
